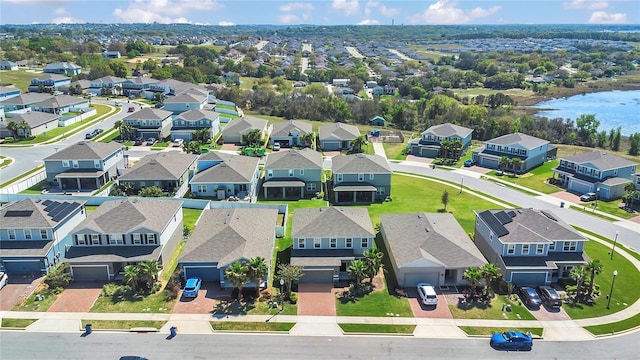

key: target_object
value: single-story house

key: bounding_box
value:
[270,120,313,148]
[318,123,360,151]
[221,116,268,145]
[118,151,198,197]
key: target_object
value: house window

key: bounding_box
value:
[147,233,157,244]
[288,169,294,177]
[361,239,369,248]
[62,160,70,168]
[330,238,337,248]
[108,234,119,245]
[197,185,206,193]
[91,234,100,245]
[549,242,556,251]
[94,160,101,169]
[299,169,304,176]
[376,187,385,195]
[522,244,529,255]
[314,238,321,249]
[24,230,32,240]
[346,238,353,248]
[298,238,305,249]
[536,244,544,255]
[72,160,79,168]
[358,173,364,182]
[8,229,16,240]
[336,174,343,182]
[507,244,515,254]
[563,241,577,252]
[40,229,48,239]
[267,170,273,178]
[132,234,142,244]
[76,235,86,245]
[307,183,316,191]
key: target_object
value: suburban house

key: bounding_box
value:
[43,62,82,76]
[102,50,121,59]
[64,79,91,95]
[290,207,375,284]
[379,213,487,287]
[318,123,361,151]
[633,173,640,203]
[0,85,21,101]
[2,111,60,138]
[332,79,350,87]
[0,60,18,71]
[221,116,268,144]
[410,123,473,158]
[262,148,323,200]
[0,92,52,112]
[122,108,173,140]
[331,153,392,204]
[121,77,159,98]
[171,109,220,141]
[551,151,638,200]
[474,208,588,285]
[65,199,183,281]
[472,132,550,173]
[0,198,86,276]
[270,119,313,148]
[178,207,278,288]
[118,151,197,197]
[88,76,126,96]
[28,74,71,93]
[43,141,125,191]
[30,94,89,114]
[163,92,207,114]
[368,116,385,127]
[190,152,260,201]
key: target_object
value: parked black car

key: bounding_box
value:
[517,286,542,308]
[536,285,562,308]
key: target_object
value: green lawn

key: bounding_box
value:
[0,69,38,92]
[584,312,640,335]
[98,130,121,143]
[89,290,174,313]
[151,142,170,149]
[0,156,12,168]
[336,289,413,317]
[459,326,543,336]
[210,321,295,332]
[19,180,48,194]
[573,226,640,262]
[486,160,560,194]
[85,205,99,211]
[563,240,639,319]
[12,286,59,312]
[1,318,37,328]
[211,298,297,316]
[182,208,203,234]
[449,295,536,320]
[584,198,638,220]
[339,323,416,334]
[382,142,408,161]
[81,320,166,330]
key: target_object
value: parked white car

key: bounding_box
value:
[417,283,438,306]
[172,138,184,147]
[0,272,8,290]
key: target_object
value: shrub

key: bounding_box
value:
[4,136,14,143]
[164,271,182,300]
[101,283,132,300]
[44,263,72,289]
[315,191,325,199]
[288,292,298,304]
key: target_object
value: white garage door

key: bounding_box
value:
[71,265,109,281]
[402,271,439,288]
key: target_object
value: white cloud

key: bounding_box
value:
[332,0,360,16]
[589,11,628,23]
[113,0,223,23]
[54,7,66,15]
[563,0,609,10]
[407,0,500,24]
[51,16,85,24]
[379,5,400,17]
[357,19,380,25]
[280,2,314,12]
[279,14,301,24]
[218,21,235,26]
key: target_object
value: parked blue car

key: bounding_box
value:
[182,277,202,298]
[463,159,476,167]
[490,331,533,350]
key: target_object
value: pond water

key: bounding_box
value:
[533,90,640,136]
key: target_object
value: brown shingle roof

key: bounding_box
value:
[44,141,122,161]
[292,207,374,238]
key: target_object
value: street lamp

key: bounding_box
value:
[606,270,618,309]
[279,278,285,311]
[610,231,619,260]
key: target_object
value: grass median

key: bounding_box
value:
[81,320,166,330]
[1,318,37,328]
[339,323,416,334]
[210,321,295,332]
[584,312,640,335]
[459,326,543,336]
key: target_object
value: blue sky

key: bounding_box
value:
[1,0,638,25]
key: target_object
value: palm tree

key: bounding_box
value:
[584,259,603,299]
[441,189,449,211]
[570,265,588,303]
[114,85,122,96]
[247,257,268,298]
[243,129,262,146]
[18,120,30,138]
[480,263,502,296]
[463,267,483,296]
[138,260,159,289]
[499,156,509,174]
[113,120,124,139]
[450,138,463,159]
[363,248,384,284]
[439,139,452,158]
[6,121,18,138]
[225,261,249,301]
[347,259,367,292]
[277,264,304,297]
[300,131,316,149]
[349,134,366,154]
[511,158,523,176]
[624,182,637,210]
[123,265,139,293]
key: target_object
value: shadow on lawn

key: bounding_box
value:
[212,299,257,316]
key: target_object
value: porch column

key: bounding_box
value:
[76,178,81,190]
[263,186,267,199]
[300,186,303,198]
[282,186,285,200]
[371,191,374,202]
[353,191,356,203]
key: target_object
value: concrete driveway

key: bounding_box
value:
[48,282,104,312]
[0,276,43,311]
[172,282,227,314]
[297,284,336,316]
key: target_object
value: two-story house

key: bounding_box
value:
[474,208,588,285]
[118,151,197,197]
[178,208,278,288]
[121,77,159,98]
[0,198,86,276]
[43,62,82,76]
[190,152,260,201]
[552,151,638,200]
[221,116,268,145]
[43,141,124,191]
[0,93,52,112]
[102,51,121,59]
[270,120,313,148]
[410,123,473,158]
[122,108,173,140]
[332,153,392,204]
[262,148,323,200]
[291,207,375,284]
[0,85,21,101]
[171,109,220,142]
[163,92,208,114]
[28,74,71,93]
[380,213,487,287]
[318,123,360,151]
[65,198,183,281]
[472,132,550,173]
[88,76,126,96]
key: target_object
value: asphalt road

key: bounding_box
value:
[1,331,638,360]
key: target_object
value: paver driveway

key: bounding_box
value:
[297,284,336,316]
[172,282,229,314]
[48,282,104,312]
[406,287,453,319]
[0,276,43,311]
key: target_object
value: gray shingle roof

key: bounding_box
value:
[175,109,220,121]
[178,208,277,266]
[33,73,69,81]
[72,199,182,234]
[32,94,87,108]
[562,151,637,172]
[44,141,122,161]
[0,198,86,230]
[422,123,473,138]
[191,154,259,183]
[119,151,197,181]
[264,148,323,170]
[43,62,80,71]
[221,116,268,135]
[92,76,126,83]
[0,93,52,105]
[122,108,173,121]
[164,93,206,103]
[64,245,162,263]
[380,212,486,269]
[271,120,312,138]
[8,111,60,128]
[487,132,549,149]
[318,123,360,141]
[292,207,374,238]
[332,153,392,174]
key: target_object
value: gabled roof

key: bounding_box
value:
[222,116,268,135]
[91,76,126,84]
[422,123,473,138]
[33,94,87,108]
[292,207,374,238]
[164,93,207,103]
[32,73,69,82]
[318,122,360,140]
[380,212,487,269]
[175,109,220,121]
[124,77,158,85]
[0,85,20,94]
[264,148,323,170]
[43,62,80,71]
[0,93,52,105]
[561,151,637,171]
[271,120,312,137]
[72,199,182,234]
[487,132,549,149]
[191,154,259,183]
[178,208,277,266]
[5,111,59,128]
[0,198,86,229]
[332,153,392,174]
[44,141,123,161]
[122,107,173,121]
[119,151,197,181]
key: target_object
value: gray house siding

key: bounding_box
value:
[333,172,391,201]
